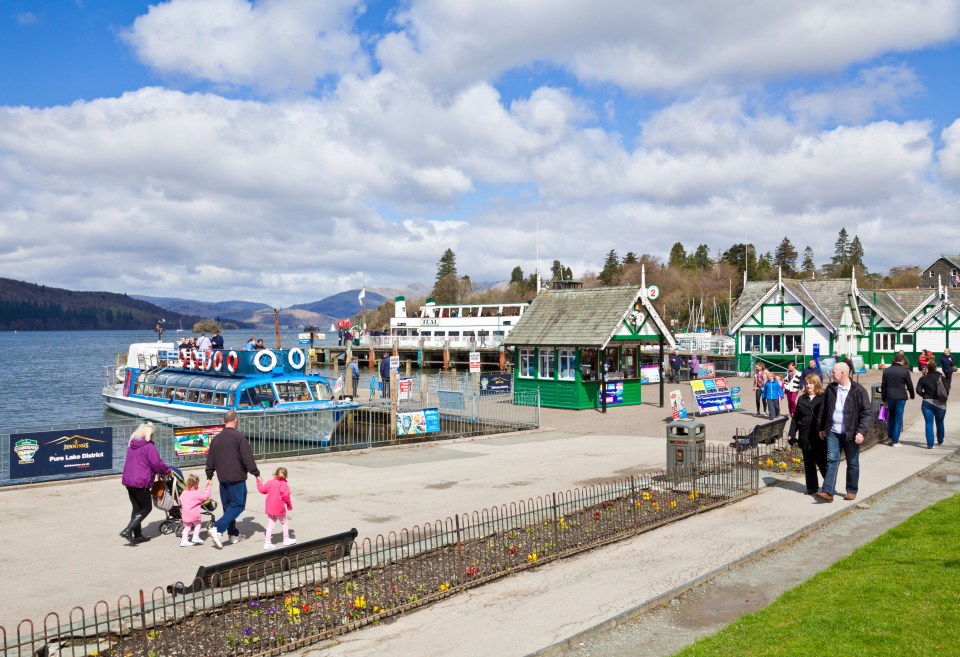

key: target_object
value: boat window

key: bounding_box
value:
[502,306,520,316]
[198,391,213,404]
[448,331,460,337]
[275,381,312,403]
[247,384,277,407]
[187,390,200,403]
[227,393,235,407]
[434,331,445,337]
[314,382,332,400]
[463,331,475,338]
[213,393,226,407]
[134,384,144,395]
[173,388,187,401]
[421,331,431,337]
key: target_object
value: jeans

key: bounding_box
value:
[822,431,860,496]
[766,399,780,420]
[351,376,359,398]
[886,398,907,444]
[215,480,247,536]
[920,401,946,447]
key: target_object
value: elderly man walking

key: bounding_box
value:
[817,362,872,502]
[205,410,260,547]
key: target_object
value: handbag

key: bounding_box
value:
[878,404,888,421]
[936,376,949,403]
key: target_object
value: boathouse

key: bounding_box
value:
[504,285,675,410]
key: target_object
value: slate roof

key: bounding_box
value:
[921,255,960,272]
[729,278,856,333]
[858,289,934,327]
[504,286,670,348]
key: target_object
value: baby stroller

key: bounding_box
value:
[152,466,218,537]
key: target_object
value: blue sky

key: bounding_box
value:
[2,1,960,305]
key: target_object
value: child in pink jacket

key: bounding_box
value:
[256,467,295,549]
[178,474,213,547]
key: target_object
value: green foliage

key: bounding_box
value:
[832,227,850,265]
[510,266,525,285]
[801,246,815,277]
[550,259,573,281]
[435,248,457,283]
[720,243,757,277]
[674,493,960,657]
[668,242,688,269]
[192,319,222,334]
[598,250,622,286]
[773,237,798,274]
[691,245,712,270]
[623,252,639,266]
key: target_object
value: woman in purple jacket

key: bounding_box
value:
[120,422,171,544]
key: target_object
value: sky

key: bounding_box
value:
[2,0,960,306]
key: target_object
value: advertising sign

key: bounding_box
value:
[730,386,742,410]
[599,380,624,406]
[669,390,688,420]
[398,377,413,400]
[298,332,312,345]
[173,424,224,457]
[480,371,512,395]
[469,351,481,373]
[396,408,441,435]
[690,377,736,415]
[700,362,716,378]
[639,364,661,384]
[851,355,867,374]
[333,376,344,394]
[389,355,400,371]
[10,427,113,480]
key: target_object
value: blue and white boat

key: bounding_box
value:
[103,343,359,436]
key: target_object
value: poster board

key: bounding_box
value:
[599,379,624,405]
[10,427,113,480]
[690,377,736,415]
[700,362,716,378]
[669,390,688,419]
[639,364,660,384]
[398,377,413,400]
[480,372,512,395]
[173,424,224,456]
[396,408,441,435]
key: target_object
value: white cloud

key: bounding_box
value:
[787,64,924,125]
[938,119,960,184]
[123,0,368,93]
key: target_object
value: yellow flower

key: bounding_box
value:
[642,491,651,501]
[778,462,788,470]
[669,500,677,508]
[528,552,538,563]
[766,458,774,466]
[689,490,700,499]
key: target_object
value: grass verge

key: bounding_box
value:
[673,492,960,657]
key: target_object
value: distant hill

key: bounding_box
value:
[291,289,388,318]
[134,295,270,322]
[0,277,202,331]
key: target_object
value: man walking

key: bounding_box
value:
[880,354,914,447]
[800,358,821,382]
[939,349,955,394]
[668,350,684,383]
[818,362,872,502]
[205,410,260,547]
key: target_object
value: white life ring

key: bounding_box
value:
[287,348,306,370]
[254,349,278,373]
[226,351,239,373]
[212,351,224,372]
[201,350,213,371]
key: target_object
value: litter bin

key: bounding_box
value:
[666,418,706,471]
[870,382,883,415]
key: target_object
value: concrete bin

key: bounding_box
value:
[666,418,706,471]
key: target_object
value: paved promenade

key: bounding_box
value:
[0,372,954,657]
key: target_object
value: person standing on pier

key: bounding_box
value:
[379,353,392,398]
[350,356,361,399]
[688,353,700,380]
[880,354,914,447]
[205,410,260,548]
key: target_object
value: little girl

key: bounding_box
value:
[762,372,784,420]
[178,474,213,547]
[257,467,295,550]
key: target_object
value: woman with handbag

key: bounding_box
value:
[788,374,827,495]
[916,362,948,449]
[120,422,172,544]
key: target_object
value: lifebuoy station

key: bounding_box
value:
[504,283,676,410]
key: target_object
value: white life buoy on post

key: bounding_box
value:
[254,349,278,373]
[226,351,239,373]
[287,348,306,370]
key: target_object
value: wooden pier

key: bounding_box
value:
[309,343,509,373]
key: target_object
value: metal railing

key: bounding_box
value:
[359,335,508,350]
[1,388,539,487]
[1,444,757,656]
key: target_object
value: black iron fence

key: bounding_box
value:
[1,444,757,656]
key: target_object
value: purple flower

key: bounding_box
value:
[243,628,253,636]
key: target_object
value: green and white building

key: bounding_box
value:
[505,285,675,410]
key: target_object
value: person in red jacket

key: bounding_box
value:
[257,467,295,549]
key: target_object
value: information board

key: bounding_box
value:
[599,380,624,405]
[174,424,224,456]
[480,372,512,395]
[639,364,661,384]
[398,377,413,400]
[690,377,736,415]
[10,427,113,480]
[669,390,688,420]
[469,351,481,373]
[396,408,441,435]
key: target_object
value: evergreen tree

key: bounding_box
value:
[691,244,712,270]
[773,237,798,274]
[848,236,866,274]
[801,246,815,278]
[550,260,573,281]
[598,250,622,286]
[510,266,524,285]
[435,248,458,283]
[831,228,850,266]
[720,243,757,277]
[623,252,639,266]
[668,242,688,269]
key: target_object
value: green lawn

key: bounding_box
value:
[673,493,960,657]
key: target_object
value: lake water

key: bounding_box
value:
[0,329,340,434]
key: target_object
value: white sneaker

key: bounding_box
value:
[191,537,204,544]
[892,443,903,448]
[230,534,244,544]
[180,539,192,547]
[283,538,297,546]
[264,543,275,550]
[209,529,223,549]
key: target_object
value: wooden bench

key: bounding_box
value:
[729,416,788,451]
[168,528,358,595]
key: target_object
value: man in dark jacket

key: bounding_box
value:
[210,329,224,350]
[380,353,392,398]
[818,362,872,502]
[800,358,821,382]
[668,351,684,383]
[939,349,955,394]
[880,354,914,447]
[205,410,260,548]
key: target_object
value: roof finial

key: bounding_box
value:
[778,265,782,289]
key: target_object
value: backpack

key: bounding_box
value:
[936,375,949,403]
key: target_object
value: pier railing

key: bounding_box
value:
[1,444,757,657]
[0,388,540,487]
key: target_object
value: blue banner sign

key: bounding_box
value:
[690,377,735,415]
[600,380,624,405]
[396,408,441,435]
[10,427,114,480]
[480,372,512,395]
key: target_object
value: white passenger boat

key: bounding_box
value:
[102,343,359,437]
[378,297,529,349]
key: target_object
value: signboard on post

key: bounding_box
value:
[389,355,400,371]
[669,390,688,420]
[398,377,413,400]
[174,424,224,456]
[690,377,735,415]
[469,351,481,373]
[480,372,512,395]
[599,379,624,406]
[639,364,661,384]
[10,427,114,480]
